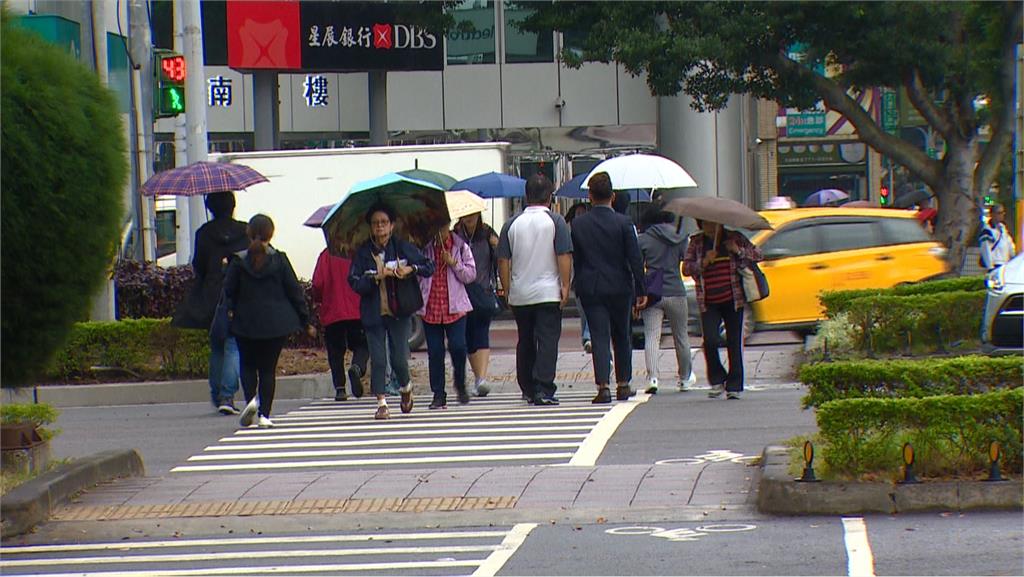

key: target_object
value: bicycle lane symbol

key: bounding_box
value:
[654,449,759,466]
[605,524,757,543]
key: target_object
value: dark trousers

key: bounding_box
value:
[580,294,633,386]
[324,320,368,393]
[424,316,468,400]
[512,302,562,400]
[700,301,745,391]
[236,336,286,418]
[365,315,411,396]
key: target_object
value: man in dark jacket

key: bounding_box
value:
[172,192,249,415]
[571,172,647,404]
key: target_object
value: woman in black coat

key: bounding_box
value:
[224,214,315,428]
[348,203,434,420]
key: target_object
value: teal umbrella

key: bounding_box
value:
[322,173,450,253]
[397,169,457,190]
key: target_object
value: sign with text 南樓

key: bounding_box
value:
[227,0,443,72]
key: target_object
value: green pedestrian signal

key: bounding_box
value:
[154,49,186,118]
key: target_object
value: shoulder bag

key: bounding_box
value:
[739,261,770,303]
[384,240,424,317]
[209,290,231,343]
[644,267,664,307]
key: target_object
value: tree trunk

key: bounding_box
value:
[934,138,982,271]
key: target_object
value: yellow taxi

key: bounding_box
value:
[743,208,950,330]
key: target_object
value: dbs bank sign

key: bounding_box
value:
[226,1,443,71]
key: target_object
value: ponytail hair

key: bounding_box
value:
[246,214,275,271]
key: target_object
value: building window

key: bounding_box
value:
[504,2,553,63]
[447,0,496,65]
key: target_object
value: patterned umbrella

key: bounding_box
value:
[445,189,487,220]
[803,188,849,206]
[140,161,268,197]
[322,173,449,253]
[450,172,526,199]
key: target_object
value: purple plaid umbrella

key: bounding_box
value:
[303,204,335,228]
[141,161,268,197]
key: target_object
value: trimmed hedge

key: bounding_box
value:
[841,290,984,354]
[819,276,986,317]
[817,388,1023,478]
[799,355,1023,409]
[46,319,208,382]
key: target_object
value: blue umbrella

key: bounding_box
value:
[555,173,652,201]
[450,172,526,198]
[803,188,849,206]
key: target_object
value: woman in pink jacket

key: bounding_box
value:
[418,226,477,408]
[312,237,368,402]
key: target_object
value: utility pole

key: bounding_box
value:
[172,0,191,266]
[128,0,156,261]
[89,0,117,320]
[181,0,210,241]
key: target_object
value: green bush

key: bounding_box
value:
[819,276,986,317]
[799,355,1024,409]
[0,404,60,441]
[805,312,857,358]
[1,10,128,387]
[841,291,984,354]
[816,388,1023,479]
[46,319,208,382]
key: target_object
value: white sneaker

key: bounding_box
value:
[644,377,659,394]
[239,398,258,427]
[679,372,697,392]
[474,380,491,398]
[257,415,275,428]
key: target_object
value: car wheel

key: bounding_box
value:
[408,316,426,351]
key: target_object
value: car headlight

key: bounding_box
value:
[987,266,1006,292]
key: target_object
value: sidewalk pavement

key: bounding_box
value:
[3,339,803,408]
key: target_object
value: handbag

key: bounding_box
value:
[209,291,231,343]
[466,281,500,316]
[739,262,770,303]
[644,267,664,307]
[386,275,423,317]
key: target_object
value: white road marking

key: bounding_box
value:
[205,433,588,451]
[842,517,876,577]
[0,530,508,553]
[231,416,602,435]
[472,523,537,577]
[187,442,581,461]
[272,408,607,424]
[566,394,651,466]
[216,425,592,442]
[28,559,483,576]
[171,451,575,472]
[275,405,609,421]
[1,545,499,568]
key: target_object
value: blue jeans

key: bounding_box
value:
[579,305,591,343]
[366,316,411,396]
[209,335,240,406]
[424,317,468,400]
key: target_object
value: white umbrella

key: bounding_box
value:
[444,189,487,220]
[583,153,698,191]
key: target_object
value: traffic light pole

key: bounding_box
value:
[129,0,156,262]
[181,0,210,246]
[172,0,191,266]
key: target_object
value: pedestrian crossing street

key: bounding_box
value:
[0,524,537,577]
[170,391,648,473]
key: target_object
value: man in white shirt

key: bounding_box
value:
[497,174,573,405]
[980,203,1016,271]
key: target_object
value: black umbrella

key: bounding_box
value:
[893,187,933,209]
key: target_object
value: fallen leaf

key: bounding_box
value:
[596,517,606,524]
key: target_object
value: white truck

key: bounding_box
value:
[204,142,511,280]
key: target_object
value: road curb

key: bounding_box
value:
[5,375,332,408]
[757,445,1023,515]
[1,449,145,538]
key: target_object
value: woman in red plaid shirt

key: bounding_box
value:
[683,220,762,400]
[418,226,477,408]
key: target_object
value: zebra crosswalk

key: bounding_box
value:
[170,391,647,473]
[0,524,537,577]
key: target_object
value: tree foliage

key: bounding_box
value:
[1,11,128,387]
[522,1,1022,264]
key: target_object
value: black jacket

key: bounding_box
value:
[223,247,309,339]
[171,218,249,329]
[570,206,646,299]
[348,237,433,327]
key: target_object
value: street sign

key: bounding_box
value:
[787,112,827,137]
[882,90,898,134]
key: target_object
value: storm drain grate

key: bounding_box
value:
[52,496,518,521]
